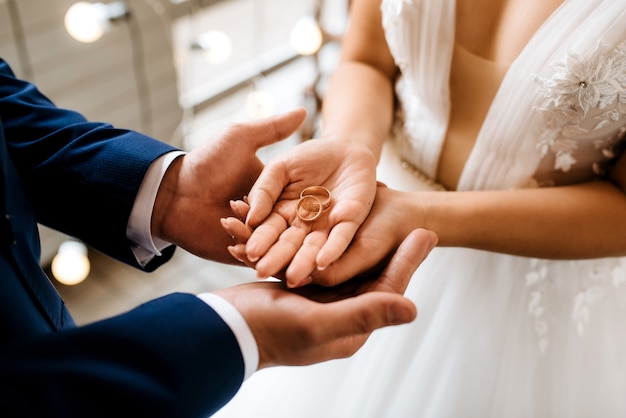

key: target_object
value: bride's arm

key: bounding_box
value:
[373,162,626,260]
[319,0,398,160]
[233,0,401,286]
[315,0,626,262]
[319,0,626,261]
[229,169,626,286]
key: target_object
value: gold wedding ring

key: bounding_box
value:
[296,195,323,222]
[295,186,332,222]
[300,186,331,211]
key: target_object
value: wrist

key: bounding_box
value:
[151,155,183,243]
[319,131,384,160]
[417,190,475,248]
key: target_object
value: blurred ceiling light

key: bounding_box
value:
[191,30,233,64]
[245,89,275,120]
[290,15,323,56]
[64,1,129,43]
[51,240,91,286]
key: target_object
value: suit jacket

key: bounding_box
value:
[0,59,244,417]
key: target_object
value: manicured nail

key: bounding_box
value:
[289,276,312,288]
[229,200,239,216]
[227,246,244,262]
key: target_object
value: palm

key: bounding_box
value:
[227,185,413,287]
[214,228,437,369]
[308,185,413,285]
[243,138,377,286]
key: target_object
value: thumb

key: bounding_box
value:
[375,228,438,294]
[244,162,289,227]
[242,107,307,226]
[248,107,307,149]
[311,292,417,346]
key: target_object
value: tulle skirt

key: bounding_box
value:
[213,141,626,418]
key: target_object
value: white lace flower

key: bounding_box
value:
[532,40,626,173]
[554,151,577,172]
[543,42,624,116]
[526,262,547,285]
[528,291,543,317]
[572,286,606,336]
[612,261,626,287]
[525,257,626,353]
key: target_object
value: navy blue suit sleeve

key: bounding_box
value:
[0,58,247,416]
[0,293,245,418]
[0,58,179,269]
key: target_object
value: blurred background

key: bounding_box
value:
[0,0,348,324]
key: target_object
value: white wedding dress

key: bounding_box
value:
[214,1,626,417]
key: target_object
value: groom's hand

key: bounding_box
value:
[214,228,437,369]
[152,108,307,264]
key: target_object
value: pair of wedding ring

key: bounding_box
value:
[296,186,331,222]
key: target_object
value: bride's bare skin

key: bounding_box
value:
[456,0,563,64]
[441,0,564,189]
[223,0,626,288]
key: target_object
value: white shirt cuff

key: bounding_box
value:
[127,151,186,267]
[196,293,259,380]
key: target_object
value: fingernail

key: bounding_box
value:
[229,200,240,218]
[220,219,235,241]
[227,246,244,262]
[289,276,312,288]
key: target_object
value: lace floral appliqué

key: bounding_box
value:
[526,260,550,353]
[532,41,626,173]
[526,257,626,353]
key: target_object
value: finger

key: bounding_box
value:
[244,109,308,228]
[229,200,250,222]
[298,335,369,364]
[315,220,361,270]
[374,228,438,294]
[285,230,329,287]
[248,107,307,150]
[310,236,383,287]
[245,163,293,228]
[227,244,256,267]
[220,217,252,244]
[255,226,307,280]
[245,212,289,262]
[227,246,291,280]
[309,292,417,346]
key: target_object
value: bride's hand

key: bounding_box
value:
[223,183,432,288]
[235,138,377,287]
[312,184,431,285]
